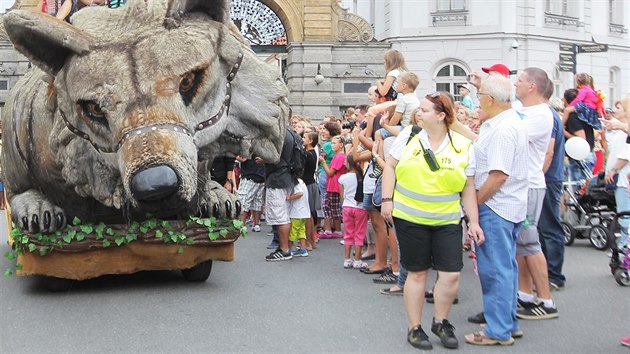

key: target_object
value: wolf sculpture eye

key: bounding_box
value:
[78,100,109,129]
[179,68,205,106]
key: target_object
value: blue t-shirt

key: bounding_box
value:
[545,106,566,182]
[462,95,474,112]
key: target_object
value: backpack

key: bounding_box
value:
[284,129,307,180]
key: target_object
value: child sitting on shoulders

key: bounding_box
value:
[339,154,369,269]
[371,72,420,177]
[287,178,311,257]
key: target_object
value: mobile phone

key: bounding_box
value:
[466,74,474,82]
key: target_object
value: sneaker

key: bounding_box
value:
[517,298,536,311]
[431,319,458,349]
[265,248,292,261]
[319,231,333,239]
[369,162,383,179]
[621,335,630,347]
[339,240,345,245]
[353,260,369,269]
[373,268,398,284]
[380,287,404,296]
[549,281,565,291]
[331,231,344,238]
[516,302,559,320]
[407,325,432,350]
[266,241,279,249]
[253,224,261,232]
[343,259,354,269]
[467,311,486,324]
[292,248,308,257]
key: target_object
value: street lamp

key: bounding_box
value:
[314,64,324,85]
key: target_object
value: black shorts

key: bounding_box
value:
[394,217,463,272]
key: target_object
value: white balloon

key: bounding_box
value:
[565,137,590,160]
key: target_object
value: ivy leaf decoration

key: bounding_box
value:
[72,216,81,226]
[28,244,37,253]
[4,269,13,276]
[219,229,228,237]
[178,246,185,254]
[80,225,93,234]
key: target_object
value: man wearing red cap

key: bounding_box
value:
[482,63,511,77]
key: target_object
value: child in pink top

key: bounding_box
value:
[339,154,368,269]
[319,135,346,238]
[564,72,603,129]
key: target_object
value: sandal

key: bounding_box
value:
[464,332,515,346]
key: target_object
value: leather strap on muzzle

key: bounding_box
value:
[59,51,244,153]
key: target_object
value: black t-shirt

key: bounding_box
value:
[265,129,297,189]
[302,149,317,185]
[566,112,595,150]
[240,156,266,183]
[210,156,235,186]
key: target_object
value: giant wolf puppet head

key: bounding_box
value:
[1,0,289,233]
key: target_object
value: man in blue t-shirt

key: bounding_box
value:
[538,81,567,289]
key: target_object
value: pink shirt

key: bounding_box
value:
[569,86,598,109]
[326,153,346,193]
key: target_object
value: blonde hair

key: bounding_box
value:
[398,71,420,91]
[384,49,409,72]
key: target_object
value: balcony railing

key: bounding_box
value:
[431,10,468,26]
[544,12,584,28]
[609,23,628,35]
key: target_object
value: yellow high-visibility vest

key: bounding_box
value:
[392,131,471,226]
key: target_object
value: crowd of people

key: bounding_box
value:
[221,48,630,350]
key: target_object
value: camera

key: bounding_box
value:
[423,149,440,171]
[341,120,356,130]
[466,74,474,83]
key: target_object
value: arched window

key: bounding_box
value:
[434,62,469,102]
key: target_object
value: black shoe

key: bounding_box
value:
[369,164,382,178]
[407,325,432,350]
[265,248,292,262]
[516,302,559,320]
[431,319,459,349]
[426,296,459,304]
[467,311,486,324]
[373,268,398,284]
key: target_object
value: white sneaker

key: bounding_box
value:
[253,224,261,232]
[353,260,368,269]
[344,259,354,269]
[339,240,345,245]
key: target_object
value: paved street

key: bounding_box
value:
[0,218,628,353]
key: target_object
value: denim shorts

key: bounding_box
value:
[363,193,377,210]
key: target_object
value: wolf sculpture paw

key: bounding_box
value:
[197,180,241,219]
[10,190,66,233]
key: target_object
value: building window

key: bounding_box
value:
[552,67,562,100]
[545,0,583,27]
[609,67,620,107]
[609,0,627,34]
[0,79,8,91]
[437,0,465,11]
[434,63,468,102]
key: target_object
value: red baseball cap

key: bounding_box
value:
[482,64,511,77]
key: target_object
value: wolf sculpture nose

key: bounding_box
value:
[130,165,179,202]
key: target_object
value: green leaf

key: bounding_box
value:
[155,230,163,239]
[15,263,23,271]
[20,235,29,244]
[186,238,194,245]
[76,233,86,242]
[146,219,157,228]
[79,225,93,234]
[102,239,111,248]
[28,244,37,253]
[95,223,106,233]
[161,220,170,228]
[129,222,139,233]
[5,251,16,261]
[106,228,115,236]
[203,219,213,227]
[177,246,185,254]
[178,233,186,241]
[209,232,219,241]
[72,216,81,225]
[232,219,243,228]
[219,229,228,237]
[170,234,178,243]
[115,237,124,246]
[196,219,204,225]
[39,247,49,256]
[240,228,248,237]
[125,234,135,243]
[10,228,21,238]
[4,269,13,276]
[67,229,77,238]
[139,226,149,233]
[62,234,73,243]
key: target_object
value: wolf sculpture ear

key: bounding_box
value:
[3,10,94,76]
[164,0,229,29]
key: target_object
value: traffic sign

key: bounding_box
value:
[558,63,576,72]
[559,42,576,53]
[577,44,608,53]
[559,53,575,63]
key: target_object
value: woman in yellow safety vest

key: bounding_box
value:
[380,91,484,350]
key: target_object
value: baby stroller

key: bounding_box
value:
[561,170,617,250]
[608,211,630,286]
